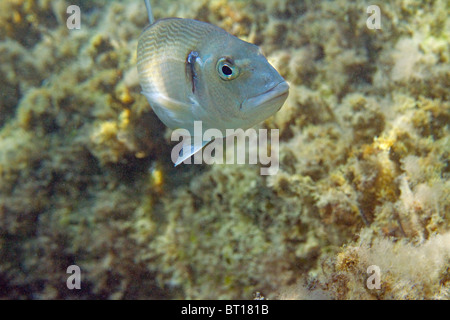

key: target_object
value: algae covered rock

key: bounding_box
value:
[0,0,448,299]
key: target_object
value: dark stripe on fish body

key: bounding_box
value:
[186,51,199,93]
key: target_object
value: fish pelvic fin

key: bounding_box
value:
[175,139,210,166]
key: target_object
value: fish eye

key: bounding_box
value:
[217,58,239,80]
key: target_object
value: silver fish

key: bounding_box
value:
[137,0,289,165]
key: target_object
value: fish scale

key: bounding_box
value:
[138,19,218,102]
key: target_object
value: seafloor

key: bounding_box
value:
[0,0,448,299]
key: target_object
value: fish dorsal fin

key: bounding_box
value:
[175,139,210,166]
[144,0,155,25]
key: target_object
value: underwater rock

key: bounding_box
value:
[0,0,448,299]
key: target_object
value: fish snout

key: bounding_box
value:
[241,81,289,114]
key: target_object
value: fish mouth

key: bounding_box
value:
[240,81,289,112]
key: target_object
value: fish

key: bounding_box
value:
[137,0,289,165]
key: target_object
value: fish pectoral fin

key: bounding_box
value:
[142,91,196,128]
[175,139,210,166]
[142,91,195,112]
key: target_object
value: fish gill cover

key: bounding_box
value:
[0,0,448,299]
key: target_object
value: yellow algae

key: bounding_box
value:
[94,121,118,143]
[149,164,164,193]
[12,11,21,24]
[119,88,134,105]
[118,109,131,129]
[151,168,164,188]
